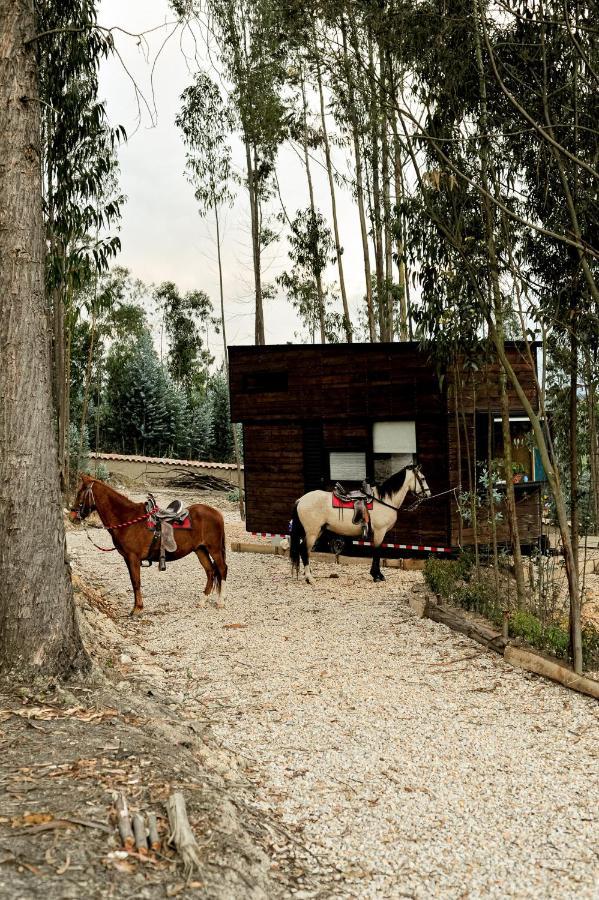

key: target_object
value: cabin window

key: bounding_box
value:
[373,421,416,482]
[475,414,540,482]
[329,452,367,482]
[242,371,288,393]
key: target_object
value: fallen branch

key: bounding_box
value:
[116,793,134,849]
[166,792,202,876]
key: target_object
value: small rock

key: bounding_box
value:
[119,653,133,665]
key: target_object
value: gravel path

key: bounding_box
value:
[68,493,599,899]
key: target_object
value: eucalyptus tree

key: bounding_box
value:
[38,0,125,491]
[177,72,246,507]
[0,0,87,675]
[153,282,214,397]
[278,207,341,343]
[202,0,289,345]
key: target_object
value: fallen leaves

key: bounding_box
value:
[0,705,119,724]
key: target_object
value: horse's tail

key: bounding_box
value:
[213,517,227,595]
[289,502,305,577]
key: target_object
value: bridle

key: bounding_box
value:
[368,465,432,513]
[71,483,96,522]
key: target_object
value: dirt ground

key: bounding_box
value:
[2,481,598,899]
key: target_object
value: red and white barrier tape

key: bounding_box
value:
[352,540,453,553]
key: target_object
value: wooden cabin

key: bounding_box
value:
[228,343,545,556]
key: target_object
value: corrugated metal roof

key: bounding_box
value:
[89,452,242,471]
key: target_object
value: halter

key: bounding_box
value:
[369,465,432,512]
[70,482,158,552]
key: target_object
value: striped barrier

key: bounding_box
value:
[250,532,452,554]
[353,540,453,553]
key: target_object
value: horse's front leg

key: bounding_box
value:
[124,554,144,615]
[370,530,386,582]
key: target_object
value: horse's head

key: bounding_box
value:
[70,475,97,523]
[407,464,431,500]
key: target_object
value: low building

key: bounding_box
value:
[228,343,545,556]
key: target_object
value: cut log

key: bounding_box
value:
[166,792,202,876]
[147,812,160,851]
[132,813,148,854]
[504,645,599,699]
[427,601,507,652]
[115,793,134,850]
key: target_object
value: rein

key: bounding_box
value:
[75,483,158,553]
[404,486,460,512]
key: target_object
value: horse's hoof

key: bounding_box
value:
[372,574,385,583]
[130,607,143,617]
[212,600,225,610]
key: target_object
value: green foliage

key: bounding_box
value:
[153,282,214,396]
[424,554,599,667]
[176,71,235,214]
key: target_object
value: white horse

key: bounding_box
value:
[289,464,431,584]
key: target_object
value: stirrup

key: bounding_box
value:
[159,554,166,572]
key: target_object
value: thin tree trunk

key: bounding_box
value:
[343,18,375,341]
[585,355,599,529]
[77,308,96,479]
[471,0,526,607]
[367,32,385,339]
[215,205,245,520]
[301,74,326,344]
[245,142,264,345]
[315,53,352,342]
[380,48,393,341]
[0,0,88,675]
[393,127,408,341]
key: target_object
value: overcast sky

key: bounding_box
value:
[98,0,367,354]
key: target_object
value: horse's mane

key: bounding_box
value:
[379,465,412,501]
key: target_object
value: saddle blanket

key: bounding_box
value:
[332,496,373,510]
[147,515,192,529]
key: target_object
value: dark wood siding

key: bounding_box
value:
[243,424,304,535]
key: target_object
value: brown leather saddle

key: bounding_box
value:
[143,495,191,571]
[332,482,374,538]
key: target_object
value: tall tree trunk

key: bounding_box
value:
[393,128,408,341]
[342,18,375,340]
[215,205,245,520]
[0,0,88,675]
[471,0,526,608]
[315,53,352,343]
[367,32,385,339]
[245,142,264,345]
[585,353,599,529]
[379,47,393,341]
[301,74,326,344]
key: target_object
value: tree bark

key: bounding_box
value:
[301,74,326,344]
[342,19,375,341]
[0,0,88,675]
[215,205,245,521]
[245,142,264,345]
[315,53,352,343]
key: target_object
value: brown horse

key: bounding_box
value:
[70,475,228,615]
